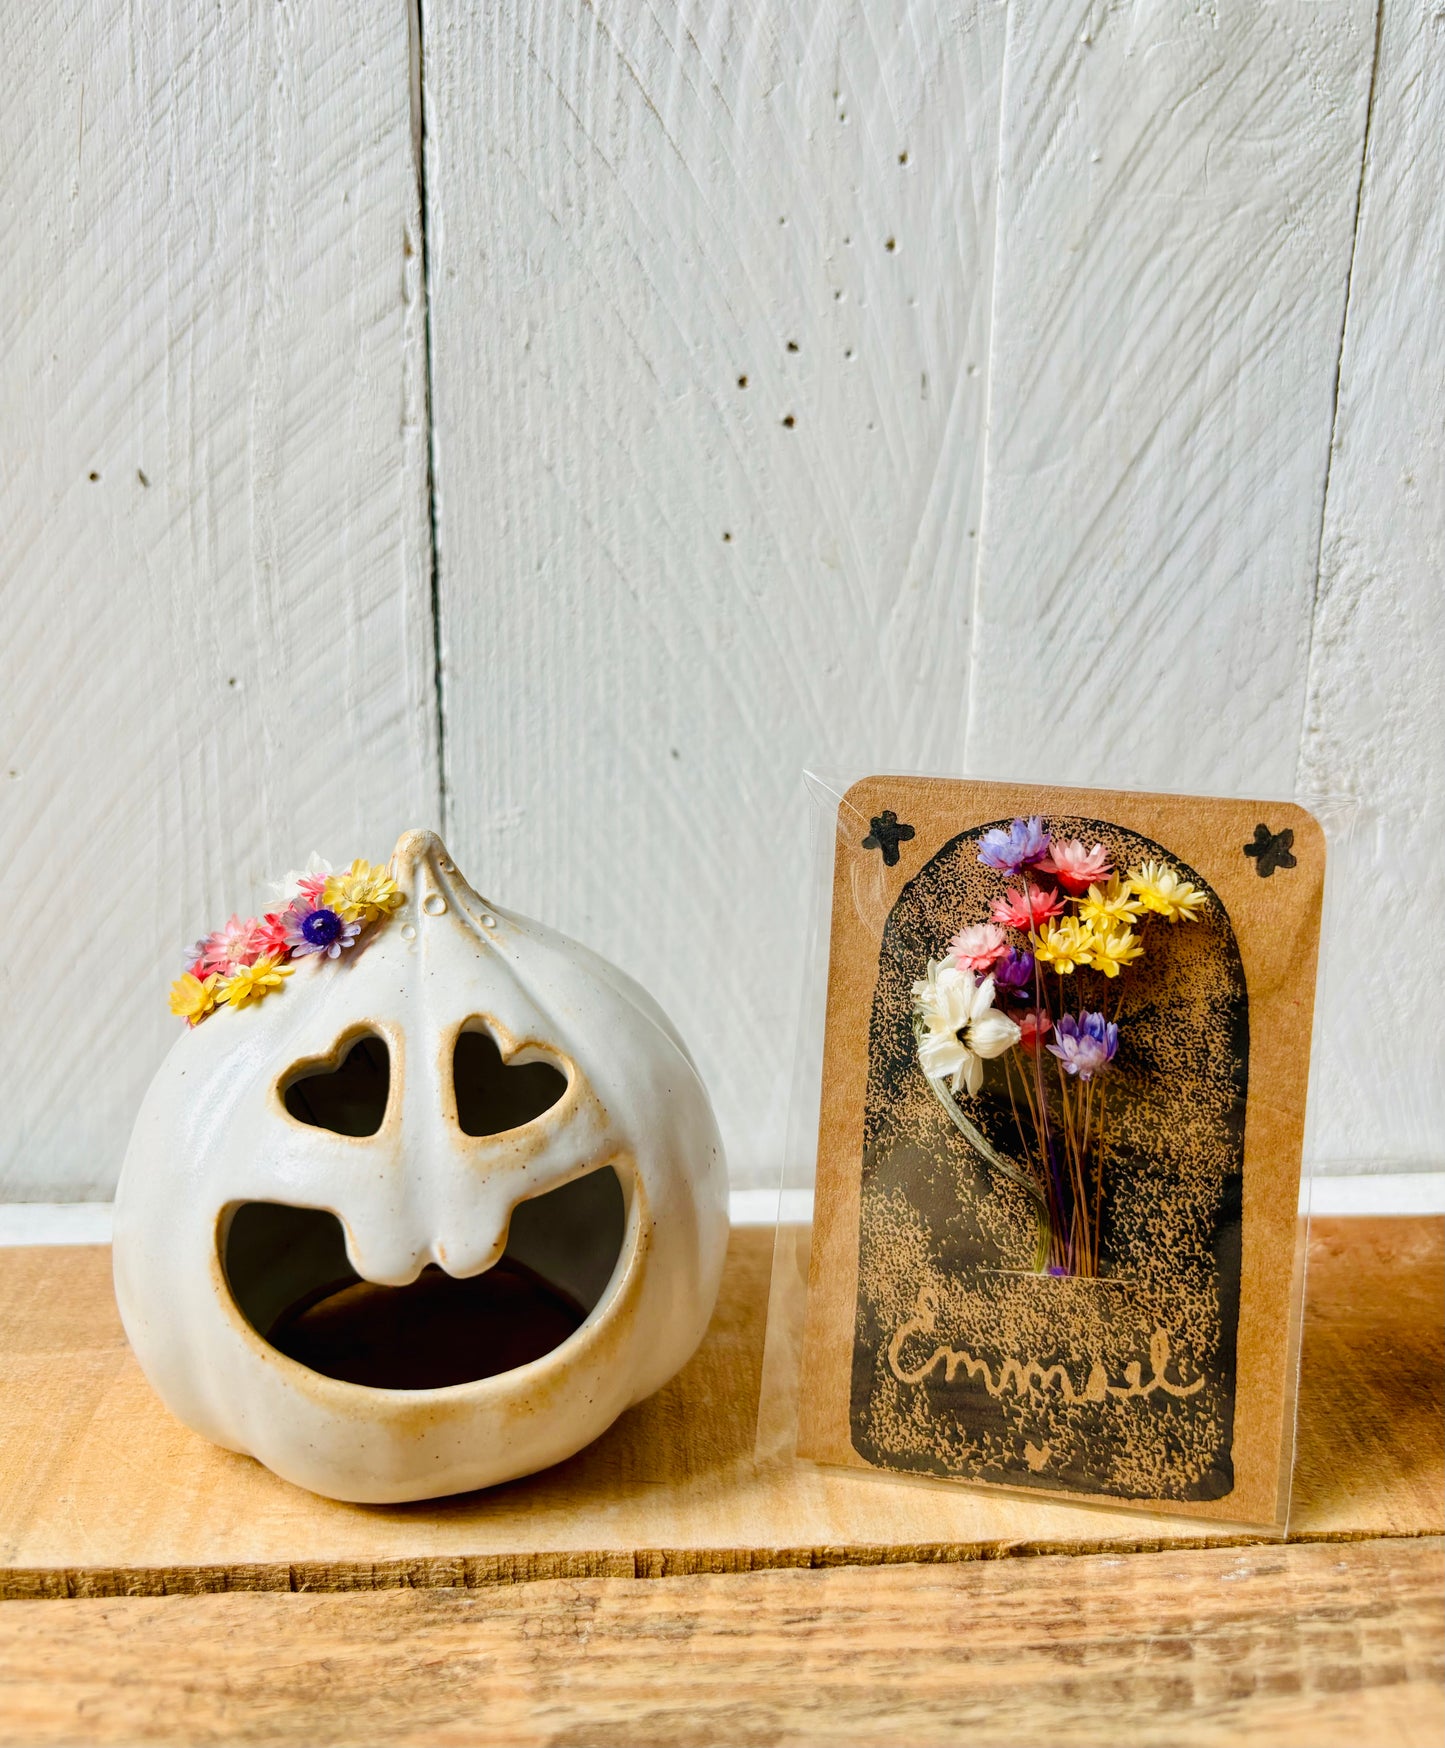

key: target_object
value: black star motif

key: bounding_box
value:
[1243,823,1296,877]
[861,810,915,867]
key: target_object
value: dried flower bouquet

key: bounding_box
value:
[912,816,1205,1278]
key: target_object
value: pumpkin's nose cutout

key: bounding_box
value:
[429,1217,512,1281]
[340,1198,512,1288]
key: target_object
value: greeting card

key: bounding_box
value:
[796,778,1325,1524]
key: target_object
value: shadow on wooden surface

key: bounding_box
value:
[0,1218,1439,1598]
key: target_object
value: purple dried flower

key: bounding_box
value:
[1046,1010,1119,1081]
[978,816,1052,877]
[993,947,1035,1000]
[285,903,361,960]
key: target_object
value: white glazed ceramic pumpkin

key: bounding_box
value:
[113,830,728,1502]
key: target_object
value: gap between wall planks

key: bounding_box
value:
[419,0,1443,1193]
[2,5,1440,1201]
[420,0,1011,1191]
[961,0,1445,1171]
[0,5,438,1198]
[1297,0,1445,1169]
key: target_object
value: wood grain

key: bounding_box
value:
[1297,0,1445,1171]
[0,1538,1439,1746]
[0,1217,1437,1598]
[420,0,1010,1190]
[415,0,1441,1195]
[1293,1216,1445,1541]
[961,0,1392,1183]
[965,0,1376,792]
[0,3,438,1198]
[1,4,1439,1211]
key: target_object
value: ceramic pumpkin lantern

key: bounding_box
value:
[113,829,728,1503]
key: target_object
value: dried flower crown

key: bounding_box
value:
[168,854,404,1026]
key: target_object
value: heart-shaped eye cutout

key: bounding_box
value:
[454,1027,567,1136]
[283,1035,390,1137]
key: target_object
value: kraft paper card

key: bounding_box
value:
[797,777,1325,1525]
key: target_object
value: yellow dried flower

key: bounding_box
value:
[217,955,293,1009]
[1033,915,1095,974]
[1079,874,1144,932]
[324,858,403,924]
[1089,925,1144,978]
[169,970,219,1025]
[1127,861,1207,924]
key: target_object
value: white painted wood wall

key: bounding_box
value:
[2,1,1440,1199]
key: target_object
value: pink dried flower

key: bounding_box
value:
[192,914,266,974]
[947,921,1010,976]
[254,912,294,960]
[1038,839,1112,896]
[990,884,1067,932]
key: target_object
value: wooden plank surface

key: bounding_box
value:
[0,1217,1438,1597]
[961,0,1390,1181]
[0,1538,1439,1747]
[0,2,437,1199]
[413,0,1442,1199]
[1,1,1438,1211]
[964,0,1375,790]
[420,0,1011,1191]
[0,3,1439,1215]
[1297,0,1445,1171]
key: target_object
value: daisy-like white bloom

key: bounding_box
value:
[1127,861,1207,923]
[272,853,334,906]
[1047,1011,1119,1081]
[978,817,1051,877]
[913,961,1021,1097]
[285,902,362,959]
[192,914,266,974]
[1088,924,1144,978]
[1079,874,1144,932]
[1033,915,1095,974]
[989,884,1066,932]
[947,921,1010,976]
[217,955,293,1009]
[324,858,404,925]
[1038,839,1112,896]
[169,968,219,1026]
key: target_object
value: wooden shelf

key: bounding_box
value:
[0,1537,1437,1747]
[0,1217,1439,1598]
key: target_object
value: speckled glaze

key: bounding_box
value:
[113,830,729,1503]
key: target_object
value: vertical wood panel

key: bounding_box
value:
[0,5,436,1197]
[964,0,1377,795]
[424,1,1008,1183]
[1298,0,1445,1167]
[960,0,1391,1179]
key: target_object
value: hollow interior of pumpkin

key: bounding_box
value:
[222,1162,628,1390]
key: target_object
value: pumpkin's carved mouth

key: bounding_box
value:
[221,1164,628,1391]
